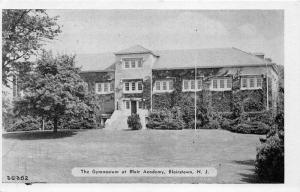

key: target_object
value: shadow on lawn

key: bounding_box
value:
[232,160,259,183]
[2,130,77,140]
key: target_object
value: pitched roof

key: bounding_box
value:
[152,47,273,70]
[75,53,116,72]
[76,47,273,72]
[114,44,156,56]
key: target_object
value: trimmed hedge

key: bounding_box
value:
[224,121,270,135]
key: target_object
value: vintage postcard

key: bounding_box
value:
[1,1,299,191]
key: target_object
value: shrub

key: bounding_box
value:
[146,109,184,130]
[220,118,231,130]
[6,116,41,132]
[226,121,270,135]
[127,114,142,130]
[202,119,221,129]
[255,134,284,183]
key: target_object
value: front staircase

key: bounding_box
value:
[105,110,148,130]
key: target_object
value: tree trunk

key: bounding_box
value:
[53,117,58,133]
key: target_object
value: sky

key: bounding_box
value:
[46,10,284,65]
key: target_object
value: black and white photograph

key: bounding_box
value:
[2,2,297,189]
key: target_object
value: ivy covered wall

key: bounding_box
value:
[152,67,269,113]
[80,71,115,114]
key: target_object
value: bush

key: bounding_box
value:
[202,119,220,129]
[6,116,41,132]
[127,114,142,130]
[226,121,270,134]
[255,134,284,183]
[146,109,184,130]
[220,118,231,130]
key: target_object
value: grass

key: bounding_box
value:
[2,129,262,183]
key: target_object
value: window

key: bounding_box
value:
[125,101,130,109]
[257,78,262,88]
[249,78,255,88]
[156,81,160,91]
[197,79,202,90]
[220,79,224,89]
[227,78,232,89]
[138,82,143,90]
[241,77,263,90]
[213,80,218,89]
[125,82,130,91]
[191,80,195,90]
[97,83,102,92]
[138,60,142,68]
[125,61,130,68]
[210,78,232,91]
[131,60,136,68]
[242,78,247,88]
[182,79,202,91]
[162,81,167,90]
[123,81,143,93]
[183,80,189,90]
[104,83,109,92]
[169,81,173,90]
[110,82,114,92]
[95,82,113,94]
[154,80,174,93]
[123,58,143,69]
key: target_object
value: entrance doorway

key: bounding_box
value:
[131,100,137,114]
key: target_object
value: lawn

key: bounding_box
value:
[2,129,262,183]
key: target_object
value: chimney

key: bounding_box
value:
[253,52,265,59]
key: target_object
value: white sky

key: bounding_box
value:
[45,10,284,65]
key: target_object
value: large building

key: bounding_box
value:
[78,45,279,129]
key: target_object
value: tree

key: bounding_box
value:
[2,9,61,86]
[14,52,98,132]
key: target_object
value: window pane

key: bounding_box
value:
[162,81,167,90]
[131,60,135,68]
[183,80,189,90]
[104,83,108,92]
[250,78,255,88]
[138,60,142,68]
[125,101,130,109]
[97,83,102,92]
[242,78,247,88]
[132,82,136,91]
[227,78,232,89]
[197,79,202,90]
[191,80,195,89]
[213,79,218,89]
[156,81,160,90]
[125,61,130,68]
[110,82,114,92]
[125,82,130,91]
[257,78,262,88]
[220,79,224,88]
[138,82,143,90]
[169,80,173,90]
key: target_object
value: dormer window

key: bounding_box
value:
[123,58,143,69]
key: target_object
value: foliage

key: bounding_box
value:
[127,114,142,130]
[2,9,61,86]
[146,108,185,130]
[14,52,98,132]
[5,116,41,132]
[202,119,221,129]
[255,127,284,182]
[228,121,270,135]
